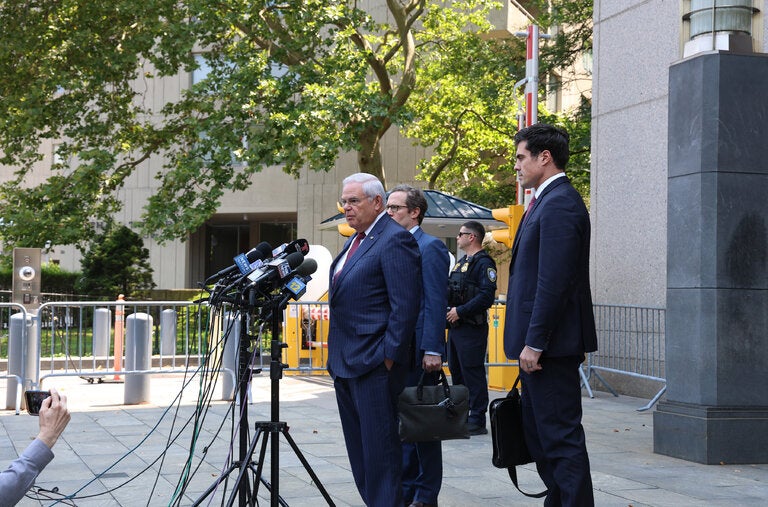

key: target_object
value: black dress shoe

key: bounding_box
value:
[467,423,488,436]
[408,502,437,507]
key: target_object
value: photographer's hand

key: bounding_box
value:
[37,388,71,449]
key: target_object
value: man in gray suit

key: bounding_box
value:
[328,173,422,507]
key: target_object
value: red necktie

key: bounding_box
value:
[522,195,537,225]
[333,232,365,285]
[346,232,365,259]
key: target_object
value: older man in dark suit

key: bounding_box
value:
[386,184,450,507]
[328,173,422,507]
[503,124,598,506]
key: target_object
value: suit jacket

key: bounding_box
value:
[413,228,450,364]
[327,213,422,378]
[503,176,598,359]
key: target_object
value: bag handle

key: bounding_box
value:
[416,369,451,401]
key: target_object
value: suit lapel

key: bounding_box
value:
[334,213,389,286]
[510,177,569,257]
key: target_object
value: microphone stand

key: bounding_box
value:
[193,286,334,507]
[192,289,264,506]
[232,289,335,506]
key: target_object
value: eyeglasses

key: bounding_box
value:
[385,204,407,213]
[339,197,366,207]
[457,231,473,237]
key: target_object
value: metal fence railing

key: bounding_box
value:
[35,300,216,386]
[1,300,667,411]
[586,304,666,411]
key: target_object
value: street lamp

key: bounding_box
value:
[682,0,760,57]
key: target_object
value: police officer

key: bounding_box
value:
[446,221,497,435]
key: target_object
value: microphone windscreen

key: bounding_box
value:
[296,258,318,277]
[256,241,273,258]
[285,251,304,270]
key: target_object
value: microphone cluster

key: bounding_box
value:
[206,239,317,306]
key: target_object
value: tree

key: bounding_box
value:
[408,0,593,209]
[0,0,501,247]
[75,225,155,298]
[0,0,592,249]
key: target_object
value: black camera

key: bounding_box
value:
[25,390,51,416]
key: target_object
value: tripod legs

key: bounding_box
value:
[246,421,336,507]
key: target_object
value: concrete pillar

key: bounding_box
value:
[124,313,152,405]
[656,52,768,464]
[160,309,177,358]
[93,308,111,358]
[221,313,240,401]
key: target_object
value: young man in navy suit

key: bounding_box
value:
[327,173,422,507]
[503,124,598,506]
[386,184,450,507]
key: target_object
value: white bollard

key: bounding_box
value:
[221,313,240,401]
[93,308,111,358]
[160,309,177,360]
[7,313,38,410]
[124,312,153,405]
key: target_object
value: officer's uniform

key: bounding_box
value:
[446,250,497,429]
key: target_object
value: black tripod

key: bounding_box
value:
[194,289,335,507]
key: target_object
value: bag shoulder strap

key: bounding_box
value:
[507,374,547,498]
[507,467,547,498]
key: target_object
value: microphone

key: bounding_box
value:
[280,257,319,300]
[271,239,310,259]
[206,241,272,283]
[294,257,318,278]
[247,251,305,288]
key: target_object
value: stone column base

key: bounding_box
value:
[654,401,768,464]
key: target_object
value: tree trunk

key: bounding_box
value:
[357,127,386,187]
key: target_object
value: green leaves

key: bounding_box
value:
[0,0,593,248]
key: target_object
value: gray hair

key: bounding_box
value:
[343,172,386,202]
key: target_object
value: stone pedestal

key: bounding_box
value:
[656,52,768,464]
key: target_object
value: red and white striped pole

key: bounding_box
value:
[524,24,540,127]
[517,25,540,205]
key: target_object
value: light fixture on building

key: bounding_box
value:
[682,0,760,57]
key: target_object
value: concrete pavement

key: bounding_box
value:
[1,373,767,506]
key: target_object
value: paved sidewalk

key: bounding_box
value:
[1,373,767,506]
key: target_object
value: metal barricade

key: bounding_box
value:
[2,298,668,411]
[33,300,234,388]
[282,300,330,374]
[586,304,666,411]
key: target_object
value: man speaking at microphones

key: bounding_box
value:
[327,173,421,507]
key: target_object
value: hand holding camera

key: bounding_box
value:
[26,388,71,449]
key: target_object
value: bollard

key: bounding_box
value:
[7,312,38,410]
[7,313,30,409]
[160,309,177,361]
[93,308,112,358]
[124,312,153,405]
[113,294,125,380]
[221,313,240,401]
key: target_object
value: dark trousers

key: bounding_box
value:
[447,323,488,426]
[402,368,442,504]
[335,363,406,507]
[521,357,594,507]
